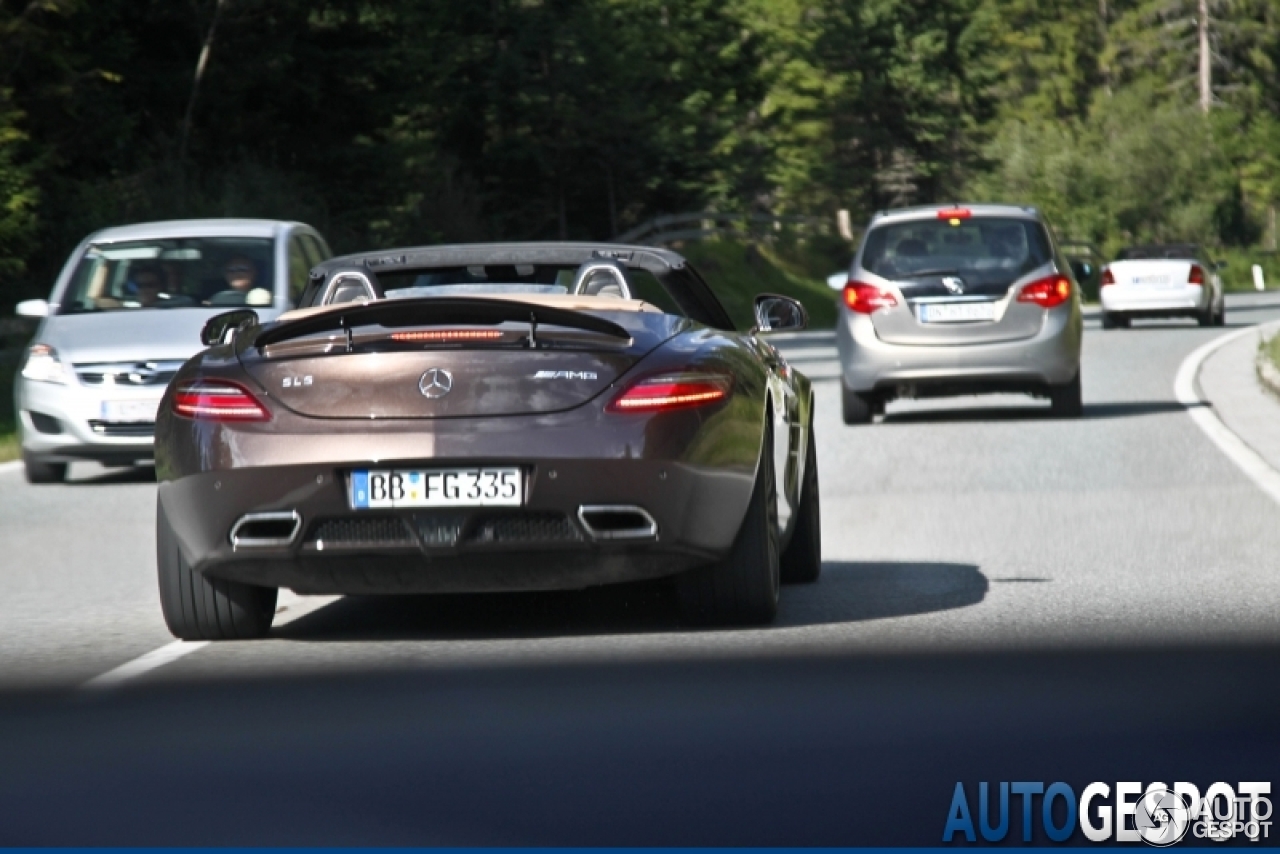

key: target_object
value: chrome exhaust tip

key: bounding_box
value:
[230,511,302,548]
[577,505,658,540]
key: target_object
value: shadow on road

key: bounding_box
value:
[274,560,986,642]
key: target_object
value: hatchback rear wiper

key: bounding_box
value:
[901,268,963,278]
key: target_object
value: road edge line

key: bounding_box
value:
[82,640,210,691]
[1175,320,1280,508]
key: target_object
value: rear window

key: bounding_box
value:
[1116,244,1201,260]
[859,217,1052,280]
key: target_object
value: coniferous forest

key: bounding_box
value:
[2,0,1279,301]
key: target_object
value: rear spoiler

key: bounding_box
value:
[253,297,633,350]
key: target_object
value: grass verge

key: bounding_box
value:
[1216,247,1280,293]
[678,236,847,330]
[0,364,16,464]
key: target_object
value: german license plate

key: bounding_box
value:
[350,468,523,509]
[100,399,160,422]
[920,302,997,323]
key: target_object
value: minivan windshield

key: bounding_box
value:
[860,217,1053,280]
[58,237,276,314]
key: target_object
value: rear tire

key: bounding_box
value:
[1214,304,1226,326]
[157,500,277,640]
[1100,312,1118,330]
[1197,305,1214,327]
[780,421,821,585]
[23,451,66,484]
[841,385,874,424]
[1049,371,1083,418]
[677,423,780,626]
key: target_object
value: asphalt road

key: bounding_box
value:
[1,293,1279,844]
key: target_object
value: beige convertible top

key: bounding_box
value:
[275,293,662,324]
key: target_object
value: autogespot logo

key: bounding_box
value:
[943,780,1272,844]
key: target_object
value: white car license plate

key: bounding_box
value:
[920,302,997,323]
[350,468,523,509]
[100,399,160,422]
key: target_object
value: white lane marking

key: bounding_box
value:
[82,640,210,690]
[81,592,342,690]
[1175,320,1280,507]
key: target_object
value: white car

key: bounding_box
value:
[1099,244,1225,329]
[13,219,332,483]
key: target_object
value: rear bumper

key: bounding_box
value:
[16,376,160,463]
[836,304,1081,394]
[1100,284,1207,315]
[156,406,759,595]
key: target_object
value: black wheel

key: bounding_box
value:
[677,422,780,626]
[1049,370,1083,418]
[1197,304,1214,327]
[780,420,821,585]
[841,384,874,424]
[1214,304,1226,327]
[22,451,66,484]
[1100,312,1117,330]
[157,500,277,640]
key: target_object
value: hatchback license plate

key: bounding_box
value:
[351,468,522,509]
[920,302,997,323]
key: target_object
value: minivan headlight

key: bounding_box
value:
[21,344,72,384]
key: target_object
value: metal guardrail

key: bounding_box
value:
[614,211,845,246]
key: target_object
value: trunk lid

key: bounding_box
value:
[237,298,685,419]
[868,266,1052,346]
[1106,259,1194,292]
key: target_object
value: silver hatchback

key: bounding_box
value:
[14,218,332,482]
[836,204,1083,423]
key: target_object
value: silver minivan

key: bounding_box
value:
[835,204,1083,423]
[14,219,332,482]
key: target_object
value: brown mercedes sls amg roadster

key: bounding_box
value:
[154,243,820,639]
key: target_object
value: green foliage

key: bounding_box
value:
[2,0,1280,312]
[680,238,839,329]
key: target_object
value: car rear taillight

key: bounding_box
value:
[1187,264,1205,286]
[390,329,504,343]
[936,208,971,221]
[172,380,270,422]
[843,282,899,314]
[1017,274,1072,309]
[607,371,731,413]
[1100,268,1115,286]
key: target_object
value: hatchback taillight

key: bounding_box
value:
[1188,264,1205,285]
[607,371,731,413]
[1017,274,1072,309]
[843,282,899,314]
[172,380,270,422]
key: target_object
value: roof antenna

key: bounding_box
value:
[527,312,538,349]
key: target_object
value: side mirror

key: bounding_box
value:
[16,299,49,318]
[201,309,259,346]
[753,294,808,334]
[826,272,849,291]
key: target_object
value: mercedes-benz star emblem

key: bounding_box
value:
[942,276,966,295]
[418,368,453,399]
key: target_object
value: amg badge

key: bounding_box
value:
[533,370,598,380]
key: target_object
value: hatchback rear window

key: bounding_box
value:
[860,217,1052,280]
